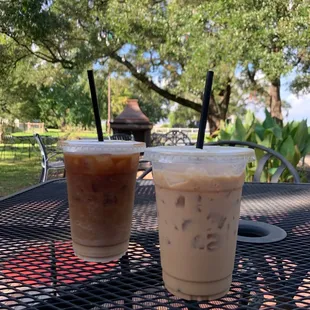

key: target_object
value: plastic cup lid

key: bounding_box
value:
[144,146,255,163]
[62,140,146,154]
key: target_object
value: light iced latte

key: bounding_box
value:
[145,146,255,300]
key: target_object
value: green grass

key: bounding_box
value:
[1,128,108,197]
[12,132,61,137]
[11,129,103,139]
[0,143,61,197]
[0,158,42,197]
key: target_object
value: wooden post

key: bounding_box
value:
[107,73,111,135]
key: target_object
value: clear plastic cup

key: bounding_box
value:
[62,140,146,262]
[144,146,255,301]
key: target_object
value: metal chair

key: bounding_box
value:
[150,133,165,146]
[139,130,193,180]
[34,134,65,183]
[163,130,192,146]
[151,130,192,147]
[138,141,301,183]
[208,140,300,183]
[110,133,133,141]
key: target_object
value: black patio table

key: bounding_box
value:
[0,180,310,309]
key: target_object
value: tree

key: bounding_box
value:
[37,70,108,129]
[0,0,241,132]
[220,0,309,123]
[169,105,200,128]
[0,0,308,132]
[0,59,41,123]
[0,54,108,130]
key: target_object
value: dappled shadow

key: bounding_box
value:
[1,180,310,308]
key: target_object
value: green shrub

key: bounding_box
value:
[213,109,310,182]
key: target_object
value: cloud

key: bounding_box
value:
[245,92,310,124]
[285,93,310,124]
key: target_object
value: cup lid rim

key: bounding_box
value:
[62,140,146,153]
[144,146,255,162]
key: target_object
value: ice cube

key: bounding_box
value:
[163,173,188,189]
[96,155,114,172]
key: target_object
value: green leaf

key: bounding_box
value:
[282,123,290,140]
[302,142,310,157]
[279,136,295,163]
[293,120,308,154]
[268,125,282,140]
[260,169,268,183]
[254,124,265,140]
[245,126,255,141]
[262,109,276,129]
[247,166,257,172]
[254,148,265,163]
[257,131,273,149]
[247,131,257,143]
[268,167,278,175]
[232,118,246,141]
[219,130,231,140]
[289,121,300,137]
[292,145,301,167]
[244,110,255,129]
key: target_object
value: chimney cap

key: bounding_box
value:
[112,98,152,124]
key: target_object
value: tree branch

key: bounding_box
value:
[246,66,270,99]
[109,52,202,112]
[11,54,29,68]
[3,33,75,69]
[5,34,55,62]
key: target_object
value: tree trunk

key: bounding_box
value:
[0,128,3,143]
[60,117,67,132]
[208,95,221,134]
[207,84,231,135]
[269,78,283,125]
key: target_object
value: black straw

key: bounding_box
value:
[196,71,214,149]
[87,70,104,142]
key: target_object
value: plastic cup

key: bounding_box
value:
[62,140,146,263]
[144,146,255,301]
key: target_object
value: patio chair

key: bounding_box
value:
[138,130,193,179]
[208,140,300,183]
[34,134,65,183]
[150,133,165,146]
[163,130,192,146]
[138,140,301,183]
[42,136,59,153]
[150,130,192,147]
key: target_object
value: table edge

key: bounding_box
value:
[0,178,66,202]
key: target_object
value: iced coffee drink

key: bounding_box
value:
[63,140,145,263]
[144,146,255,301]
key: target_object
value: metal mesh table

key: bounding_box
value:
[1,180,310,309]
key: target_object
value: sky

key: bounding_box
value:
[252,72,310,124]
[97,47,309,125]
[160,70,310,125]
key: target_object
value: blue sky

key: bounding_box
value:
[251,72,310,124]
[97,47,309,125]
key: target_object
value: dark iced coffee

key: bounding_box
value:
[63,141,145,262]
